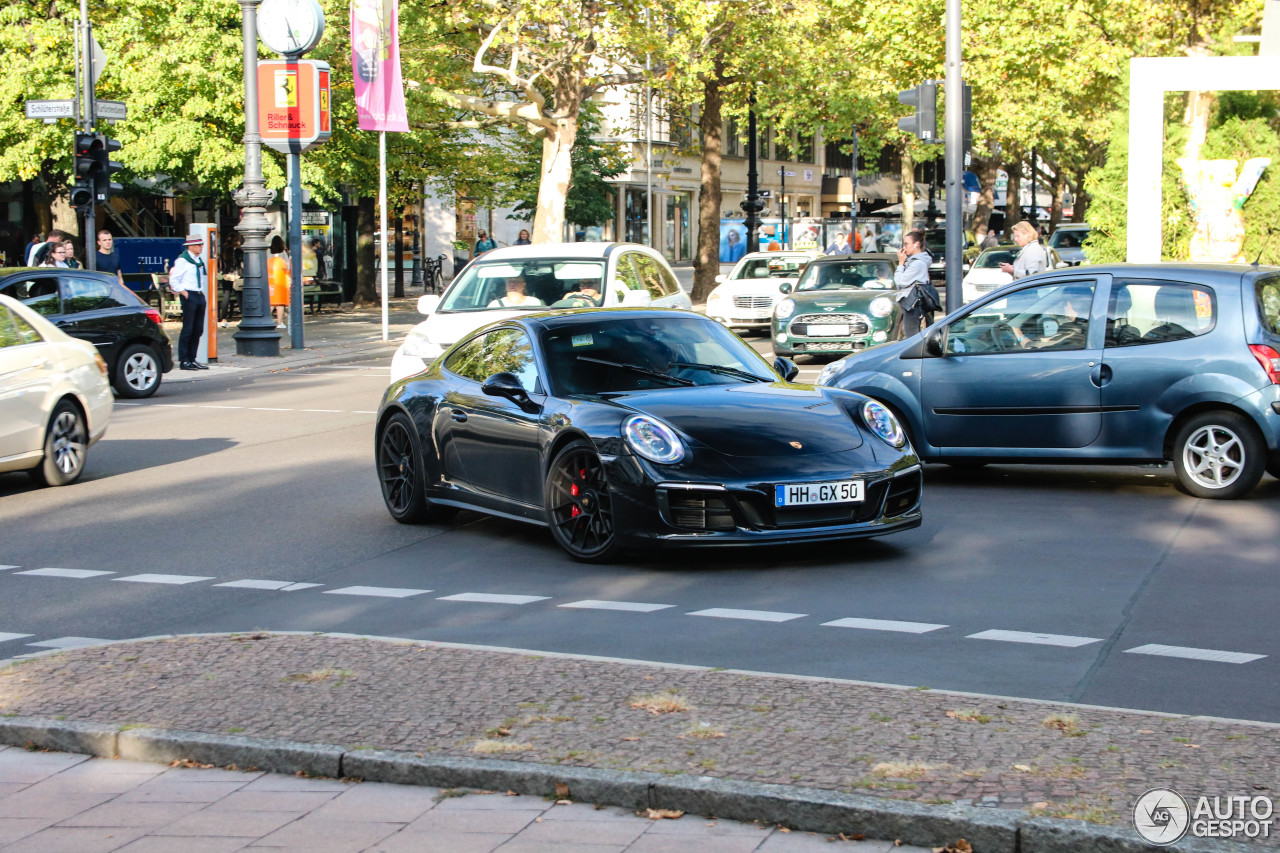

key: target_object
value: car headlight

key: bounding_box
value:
[623,415,686,464]
[861,400,906,448]
[775,298,796,320]
[817,358,845,386]
[869,296,893,318]
[707,289,725,307]
[400,331,443,360]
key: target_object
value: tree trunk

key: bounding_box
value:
[1072,167,1089,223]
[899,146,915,234]
[51,196,78,241]
[355,196,377,306]
[533,115,579,243]
[970,152,998,238]
[1004,159,1022,226]
[692,69,724,304]
[1048,168,1065,232]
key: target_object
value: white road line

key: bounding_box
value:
[439,593,551,605]
[198,405,244,409]
[558,600,675,613]
[0,633,33,643]
[967,629,1102,648]
[113,574,215,585]
[300,409,343,413]
[1124,644,1266,664]
[15,568,114,579]
[249,407,293,411]
[324,586,430,598]
[353,410,378,414]
[151,404,194,408]
[0,565,19,571]
[27,637,112,650]
[282,582,322,591]
[688,608,807,623]
[115,402,142,406]
[823,617,948,634]
[215,580,324,591]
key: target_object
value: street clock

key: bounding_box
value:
[258,0,325,56]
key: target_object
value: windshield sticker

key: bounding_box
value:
[572,334,594,348]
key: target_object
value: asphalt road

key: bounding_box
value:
[2,355,1278,725]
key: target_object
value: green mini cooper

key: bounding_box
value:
[771,254,904,361]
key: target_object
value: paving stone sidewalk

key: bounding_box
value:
[1,634,1276,847]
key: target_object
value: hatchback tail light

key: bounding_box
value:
[1249,344,1280,384]
[144,308,164,327]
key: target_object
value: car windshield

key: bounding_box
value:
[733,256,810,280]
[438,259,605,311]
[1049,229,1089,249]
[796,260,895,291]
[541,316,777,395]
[923,232,947,255]
[974,247,1018,269]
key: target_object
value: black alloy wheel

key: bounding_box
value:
[30,400,88,487]
[377,412,454,523]
[114,343,162,398]
[545,440,619,562]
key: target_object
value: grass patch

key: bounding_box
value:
[870,761,934,780]
[1041,713,1084,736]
[282,668,353,685]
[683,724,726,739]
[473,739,534,755]
[946,708,991,723]
[630,691,691,715]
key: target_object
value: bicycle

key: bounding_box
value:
[424,253,448,294]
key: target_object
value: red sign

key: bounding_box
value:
[257,60,332,154]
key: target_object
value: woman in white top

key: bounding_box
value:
[488,276,544,308]
[999,220,1049,279]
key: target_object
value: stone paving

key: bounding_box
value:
[1,634,1277,845]
[0,745,925,852]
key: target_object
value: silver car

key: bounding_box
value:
[1047,224,1091,266]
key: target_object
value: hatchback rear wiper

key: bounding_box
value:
[575,356,695,386]
[668,360,765,382]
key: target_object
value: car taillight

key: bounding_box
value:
[1249,344,1280,384]
[144,308,163,327]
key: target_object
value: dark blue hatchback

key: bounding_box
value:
[818,264,1280,499]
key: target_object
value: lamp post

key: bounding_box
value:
[232,0,279,356]
[741,93,763,253]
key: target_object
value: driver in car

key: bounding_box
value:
[551,280,602,308]
[1009,288,1090,348]
[488,275,545,308]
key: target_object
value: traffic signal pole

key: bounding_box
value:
[943,0,964,313]
[80,0,96,269]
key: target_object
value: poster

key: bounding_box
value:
[719,221,747,262]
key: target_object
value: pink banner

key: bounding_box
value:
[350,0,409,132]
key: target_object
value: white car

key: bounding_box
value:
[705,251,823,334]
[0,294,113,486]
[390,243,692,384]
[961,244,1068,304]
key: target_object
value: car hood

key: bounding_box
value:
[720,278,797,296]
[607,383,863,456]
[411,308,523,347]
[962,268,1013,286]
[787,289,895,312]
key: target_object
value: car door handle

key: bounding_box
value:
[451,411,468,423]
[1090,363,1113,387]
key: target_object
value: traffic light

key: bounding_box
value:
[898,81,938,143]
[962,82,973,152]
[92,134,124,203]
[72,132,96,208]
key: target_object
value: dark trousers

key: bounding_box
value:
[178,292,206,363]
[900,306,925,338]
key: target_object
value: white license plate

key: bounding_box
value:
[807,324,849,337]
[775,480,864,507]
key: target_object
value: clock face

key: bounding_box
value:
[259,0,325,56]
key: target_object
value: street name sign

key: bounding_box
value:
[25,100,74,121]
[95,100,127,122]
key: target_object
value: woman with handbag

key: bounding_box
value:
[893,230,934,337]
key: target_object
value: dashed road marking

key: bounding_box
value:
[439,593,551,605]
[215,580,322,591]
[15,568,114,579]
[248,407,293,412]
[300,409,343,413]
[354,410,378,414]
[114,574,215,585]
[0,632,33,642]
[688,608,807,623]
[198,405,244,409]
[0,565,19,571]
[324,586,430,598]
[26,637,112,650]
[823,617,948,634]
[967,629,1102,648]
[1124,644,1265,664]
[559,600,675,613]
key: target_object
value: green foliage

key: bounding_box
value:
[506,103,627,227]
[1082,110,1128,263]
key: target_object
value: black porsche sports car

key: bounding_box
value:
[374,309,922,561]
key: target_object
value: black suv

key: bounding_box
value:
[0,268,174,398]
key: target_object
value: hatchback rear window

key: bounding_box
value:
[1256,276,1280,335]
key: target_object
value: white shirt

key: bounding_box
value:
[170,252,206,294]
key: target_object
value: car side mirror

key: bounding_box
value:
[778,282,793,294]
[481,372,538,411]
[773,356,800,381]
[620,288,652,307]
[714,274,727,284]
[417,294,441,315]
[925,329,945,357]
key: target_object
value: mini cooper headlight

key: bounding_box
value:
[862,400,906,448]
[775,298,796,320]
[869,296,894,318]
[623,415,686,464]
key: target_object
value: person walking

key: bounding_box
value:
[862,227,878,253]
[36,242,69,267]
[514,229,531,246]
[474,230,497,256]
[170,235,209,370]
[999,220,1049,279]
[268,236,290,329]
[893,229,934,338]
[61,238,81,269]
[95,230,125,287]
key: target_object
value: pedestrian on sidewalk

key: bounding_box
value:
[515,229,531,246]
[474,230,496,256]
[171,235,209,370]
[95,230,125,287]
[268,236,290,329]
[893,229,934,338]
[61,238,81,269]
[999,220,1049,279]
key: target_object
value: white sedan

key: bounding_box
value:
[0,294,113,486]
[961,244,1068,304]
[705,251,823,334]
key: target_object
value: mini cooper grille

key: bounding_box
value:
[666,492,736,531]
[795,341,869,352]
[733,295,775,309]
[791,314,871,337]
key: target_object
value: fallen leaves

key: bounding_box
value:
[645,808,685,820]
[1012,764,1032,773]
[554,782,570,798]
[945,709,991,723]
[932,840,972,853]
[629,691,691,715]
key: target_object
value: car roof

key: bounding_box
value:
[0,266,115,280]
[737,251,820,261]
[476,242,643,261]
[807,253,898,264]
[518,307,704,331]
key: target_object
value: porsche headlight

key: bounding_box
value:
[869,296,894,318]
[775,298,796,320]
[400,331,444,360]
[862,400,906,448]
[623,415,686,464]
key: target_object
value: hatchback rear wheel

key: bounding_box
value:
[1172,411,1265,499]
[545,440,619,562]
